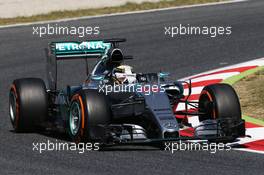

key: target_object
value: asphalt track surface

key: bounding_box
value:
[1,0,264,174]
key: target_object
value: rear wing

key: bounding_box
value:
[45,38,126,90]
[49,41,111,59]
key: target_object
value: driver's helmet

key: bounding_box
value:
[112,65,137,84]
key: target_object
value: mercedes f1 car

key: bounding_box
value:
[9,38,245,146]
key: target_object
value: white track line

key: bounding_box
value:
[233,149,264,154]
[190,72,239,82]
[231,127,264,154]
[181,57,264,81]
[0,0,247,29]
[232,128,264,145]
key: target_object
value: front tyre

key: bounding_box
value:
[67,89,111,143]
[198,83,245,139]
[198,83,241,121]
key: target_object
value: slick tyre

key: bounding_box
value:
[198,83,245,140]
[198,83,241,121]
[9,78,48,132]
[68,89,111,143]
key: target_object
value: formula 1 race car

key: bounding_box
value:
[9,38,245,146]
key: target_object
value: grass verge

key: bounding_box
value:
[233,68,264,122]
[0,0,224,26]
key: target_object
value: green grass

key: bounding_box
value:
[0,0,224,26]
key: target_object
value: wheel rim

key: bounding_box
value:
[9,91,17,123]
[69,101,81,136]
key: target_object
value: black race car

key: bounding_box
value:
[9,39,245,146]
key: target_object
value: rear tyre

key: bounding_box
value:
[68,89,111,143]
[9,78,48,132]
[198,83,245,139]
